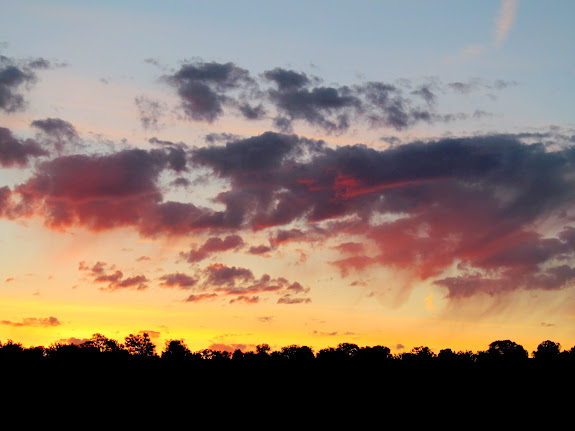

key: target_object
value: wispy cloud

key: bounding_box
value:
[495,0,519,48]
[1,316,60,327]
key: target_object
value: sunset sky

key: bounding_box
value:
[1,0,575,355]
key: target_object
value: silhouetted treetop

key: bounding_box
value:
[124,333,156,357]
[533,340,561,361]
[2,335,574,371]
[162,339,194,360]
[81,333,124,353]
[485,340,528,361]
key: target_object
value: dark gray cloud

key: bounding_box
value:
[164,61,255,122]
[161,60,516,134]
[268,84,360,133]
[31,118,79,153]
[238,102,266,120]
[411,85,436,104]
[204,132,241,144]
[0,126,48,167]
[0,55,50,113]
[263,67,314,90]
[448,79,482,94]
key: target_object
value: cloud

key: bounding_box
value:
[248,244,273,255]
[158,59,507,134]
[5,123,575,302]
[192,131,575,298]
[495,0,519,48]
[266,71,361,133]
[229,295,259,304]
[113,275,149,291]
[333,242,366,255]
[8,146,189,232]
[135,96,167,130]
[0,127,48,168]
[180,234,245,263]
[158,272,197,289]
[202,263,254,287]
[184,293,218,302]
[460,44,487,60]
[195,263,310,303]
[263,67,315,90]
[164,60,255,122]
[448,79,482,94]
[277,296,311,304]
[31,118,80,153]
[238,102,266,120]
[1,316,60,327]
[79,261,148,291]
[329,255,376,278]
[0,55,50,113]
[208,343,248,353]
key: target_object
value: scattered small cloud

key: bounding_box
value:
[1,316,60,327]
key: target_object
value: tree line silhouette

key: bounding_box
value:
[1,333,573,366]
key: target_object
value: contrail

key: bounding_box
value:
[495,0,519,48]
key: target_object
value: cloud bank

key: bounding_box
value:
[1,53,573,309]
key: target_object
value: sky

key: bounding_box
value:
[1,0,575,355]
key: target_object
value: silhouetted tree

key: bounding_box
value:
[256,343,271,359]
[161,339,192,360]
[438,348,456,360]
[124,333,156,358]
[355,345,392,361]
[232,349,245,360]
[316,343,367,361]
[45,342,90,360]
[23,345,45,361]
[336,343,360,359]
[0,340,25,360]
[413,346,435,359]
[402,346,435,361]
[81,333,124,354]
[533,340,561,361]
[456,350,476,362]
[280,345,315,361]
[316,347,339,361]
[485,340,528,361]
[199,349,230,360]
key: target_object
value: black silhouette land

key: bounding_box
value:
[3,334,573,384]
[2,333,572,420]
[3,333,571,364]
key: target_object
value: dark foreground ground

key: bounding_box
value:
[4,358,572,399]
[1,358,571,427]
